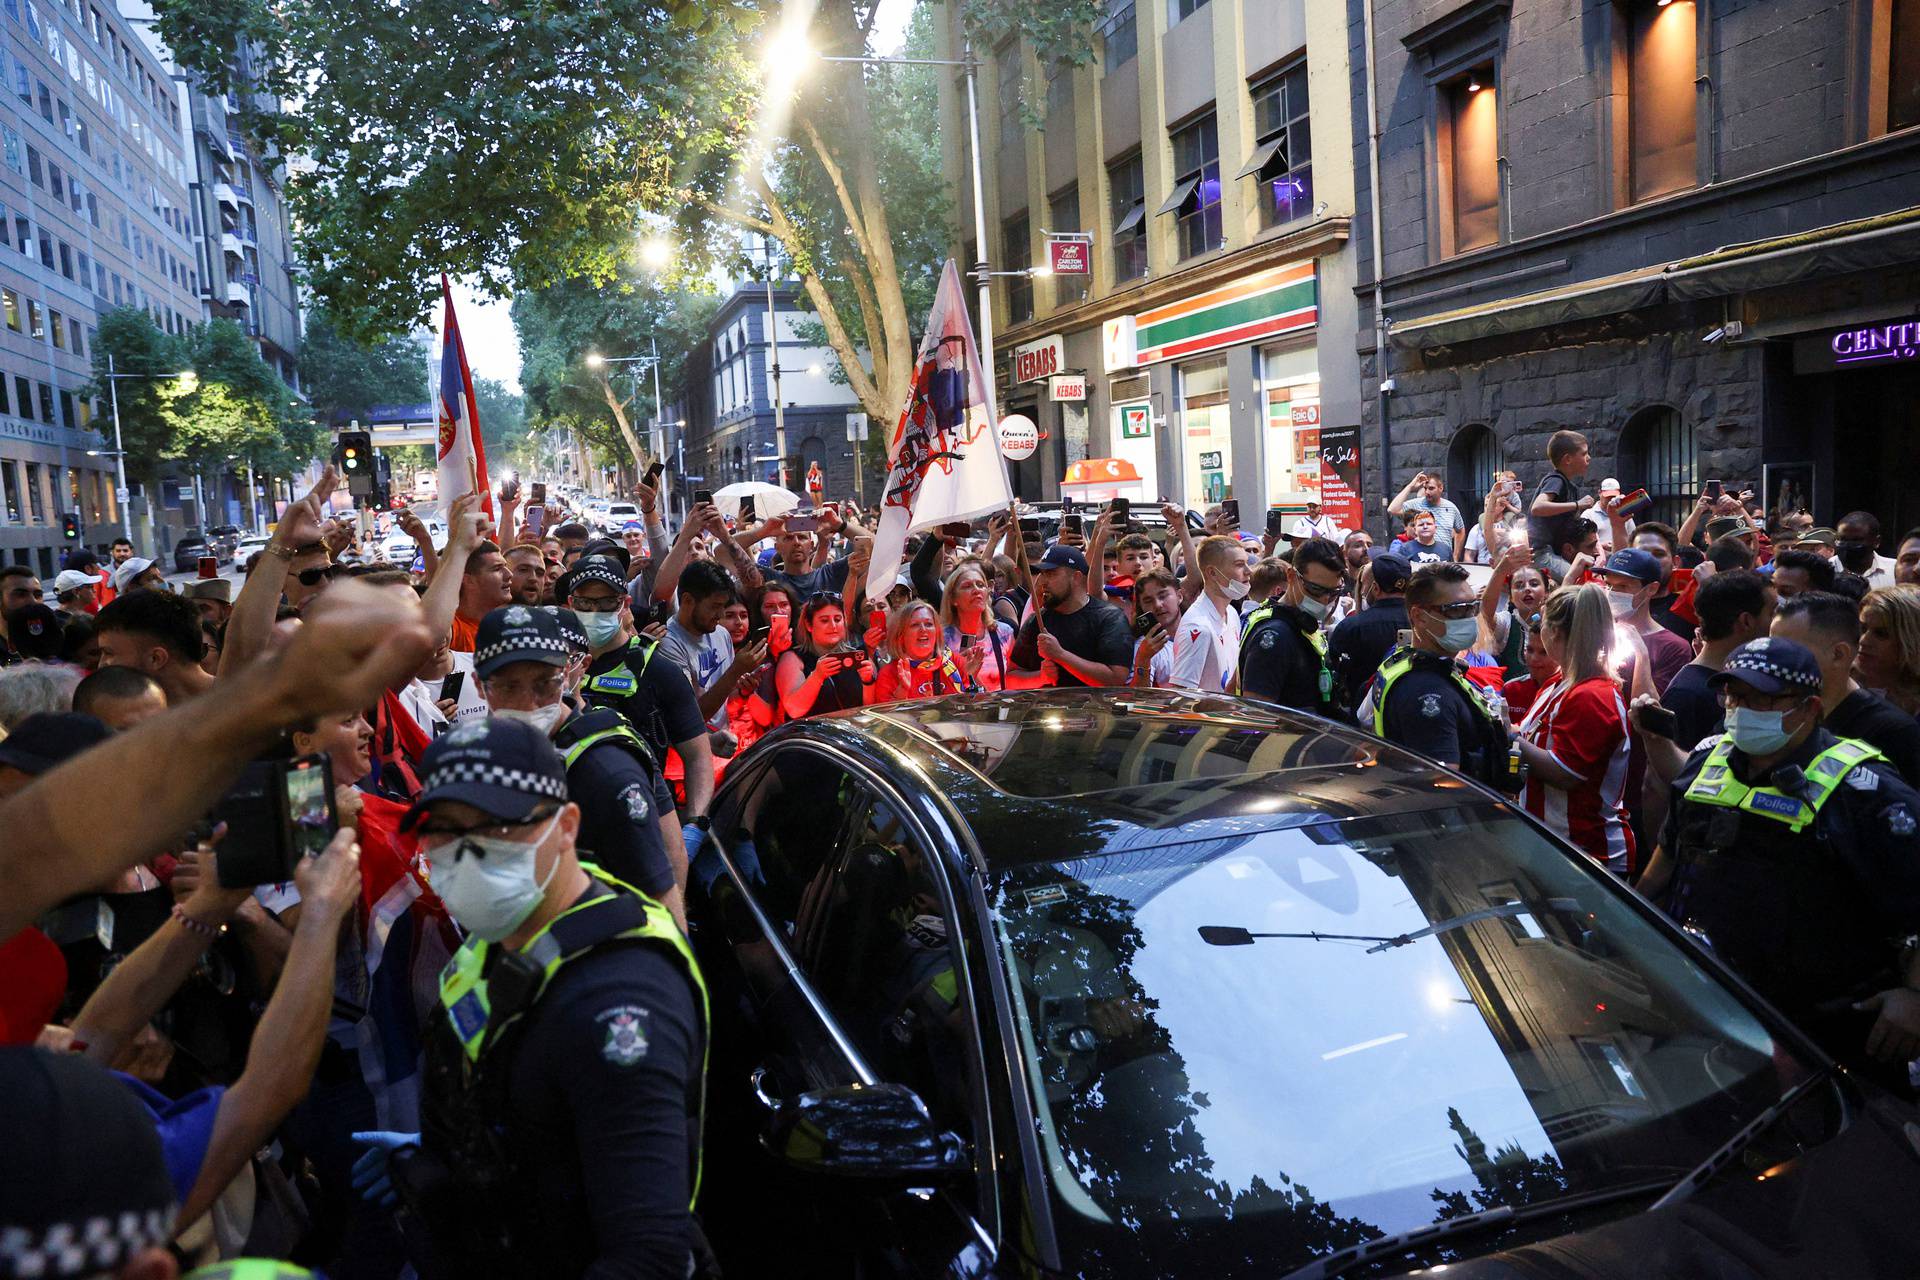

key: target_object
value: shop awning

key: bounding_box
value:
[1155,176,1198,217]
[1236,137,1284,180]
[1388,264,1669,350]
[1663,208,1920,300]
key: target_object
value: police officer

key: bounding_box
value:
[1640,637,1920,1086]
[564,553,714,902]
[1360,562,1519,791]
[1239,536,1347,716]
[367,717,709,1278]
[473,604,684,928]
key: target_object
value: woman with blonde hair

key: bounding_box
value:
[869,599,979,703]
[1513,584,1636,874]
[939,558,1016,690]
[1858,585,1920,716]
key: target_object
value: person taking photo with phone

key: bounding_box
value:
[775,592,876,718]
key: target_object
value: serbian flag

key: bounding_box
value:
[435,276,493,522]
[866,259,1012,602]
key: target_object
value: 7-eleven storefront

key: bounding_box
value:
[1102,259,1323,516]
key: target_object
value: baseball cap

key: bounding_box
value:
[1597,477,1622,494]
[401,717,570,832]
[1706,515,1758,542]
[0,712,111,775]
[559,554,629,600]
[0,1046,177,1277]
[1369,553,1413,594]
[1036,544,1089,576]
[621,520,644,533]
[110,556,156,594]
[1601,548,1663,585]
[1792,526,1838,549]
[5,604,61,658]
[1708,637,1823,697]
[51,569,97,596]
[544,606,590,657]
[474,604,571,677]
[181,578,232,605]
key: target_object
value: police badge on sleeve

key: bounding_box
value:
[596,1005,651,1066]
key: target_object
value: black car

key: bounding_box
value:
[171,531,213,573]
[692,690,1920,1279]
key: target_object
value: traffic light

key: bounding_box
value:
[60,512,79,541]
[372,450,392,509]
[337,430,374,499]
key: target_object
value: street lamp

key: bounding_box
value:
[103,352,198,557]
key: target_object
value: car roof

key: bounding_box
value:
[774,690,1488,868]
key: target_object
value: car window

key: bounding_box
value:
[714,749,862,938]
[797,788,976,1138]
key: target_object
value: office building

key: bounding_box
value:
[934,0,1363,516]
[0,0,202,574]
[1354,0,1920,533]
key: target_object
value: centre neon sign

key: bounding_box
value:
[1831,318,1920,366]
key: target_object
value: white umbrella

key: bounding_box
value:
[710,481,803,522]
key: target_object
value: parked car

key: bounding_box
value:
[694,690,1920,1279]
[205,524,242,562]
[234,533,271,566]
[170,531,213,573]
[599,500,641,534]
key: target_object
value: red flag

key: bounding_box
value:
[435,275,493,521]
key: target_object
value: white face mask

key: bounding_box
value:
[1299,595,1332,622]
[1219,576,1250,602]
[1608,589,1640,619]
[491,703,566,737]
[429,812,563,942]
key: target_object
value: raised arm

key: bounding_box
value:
[418,494,484,648]
[396,505,440,582]
[221,465,337,675]
[1480,543,1528,632]
[1677,494,1712,548]
[651,500,720,604]
[1387,473,1425,518]
[702,506,764,594]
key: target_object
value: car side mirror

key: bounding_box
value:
[763,1081,966,1181]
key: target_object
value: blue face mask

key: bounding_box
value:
[576,610,624,649]
[1726,705,1796,756]
[1435,616,1479,654]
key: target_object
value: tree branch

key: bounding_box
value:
[594,369,652,469]
[754,172,887,419]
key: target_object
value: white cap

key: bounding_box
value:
[110,557,155,594]
[52,569,97,595]
[1598,477,1622,493]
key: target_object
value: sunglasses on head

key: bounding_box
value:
[806,592,844,608]
[295,565,337,587]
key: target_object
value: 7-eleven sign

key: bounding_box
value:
[1119,402,1152,439]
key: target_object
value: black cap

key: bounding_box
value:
[558,554,629,602]
[401,717,570,831]
[1036,544,1089,575]
[0,1046,177,1278]
[1369,553,1413,594]
[474,605,571,678]
[1709,637,1824,697]
[5,604,63,659]
[578,538,630,573]
[0,712,110,775]
[545,605,589,656]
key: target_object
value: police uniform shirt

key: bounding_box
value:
[1376,654,1492,773]
[584,641,709,763]
[1660,728,1920,1034]
[567,729,675,898]
[486,919,703,1276]
[1240,602,1328,711]
[1328,597,1408,711]
[1824,687,1920,785]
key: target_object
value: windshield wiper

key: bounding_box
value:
[1278,1179,1671,1280]
[1649,1064,1835,1211]
[1201,900,1568,953]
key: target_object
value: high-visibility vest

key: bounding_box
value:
[1369,646,1500,740]
[1239,597,1334,707]
[1682,736,1886,834]
[582,634,660,701]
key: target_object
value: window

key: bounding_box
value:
[93,263,103,295]
[35,79,49,122]
[1447,424,1498,517]
[1888,0,1920,132]
[1,127,17,172]
[1171,0,1207,21]
[1162,114,1222,259]
[10,59,24,102]
[0,461,15,522]
[1246,62,1314,229]
[1627,0,1696,202]
[1102,0,1136,69]
[57,241,70,278]
[0,377,8,416]
[69,322,80,358]
[36,383,52,425]
[56,97,67,136]
[1003,213,1032,323]
[995,41,1022,137]
[1618,405,1696,526]
[1441,71,1500,254]
[12,378,28,421]
[24,461,43,519]
[57,388,72,427]
[13,217,26,254]
[25,299,41,340]
[25,145,39,186]
[47,308,60,347]
[36,232,51,269]
[1109,153,1148,281]
[1049,185,1088,304]
[0,289,15,331]
[45,159,60,198]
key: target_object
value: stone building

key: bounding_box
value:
[1352,0,1920,535]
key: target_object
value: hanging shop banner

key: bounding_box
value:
[1103,316,1138,372]
[1117,401,1153,439]
[1013,334,1066,383]
[1317,424,1363,532]
[1048,238,1091,275]
[1133,261,1317,365]
[1049,375,1087,402]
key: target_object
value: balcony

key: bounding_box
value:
[225,281,250,306]
[220,231,244,257]
[214,182,239,209]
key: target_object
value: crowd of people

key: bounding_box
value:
[5,421,1920,1278]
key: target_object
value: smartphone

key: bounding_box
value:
[213,753,338,888]
[1133,609,1159,638]
[1062,513,1084,535]
[1615,487,1654,519]
[531,482,547,505]
[1061,497,1076,515]
[940,521,971,538]
[749,625,771,646]
[1396,628,1415,649]
[644,462,664,486]
[1637,703,1681,742]
[1018,516,1042,536]
[739,496,756,523]
[1265,507,1288,537]
[197,555,219,578]
[523,504,547,538]
[1704,480,1723,501]
[694,488,714,507]
[785,513,820,533]
[440,671,466,703]
[1221,498,1240,528]
[1108,497,1131,523]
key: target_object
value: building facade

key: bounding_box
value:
[0,0,204,575]
[935,0,1363,519]
[1353,0,1920,537]
[677,274,877,507]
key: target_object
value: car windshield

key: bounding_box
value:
[989,803,1810,1277]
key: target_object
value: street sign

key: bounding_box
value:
[1049,375,1087,402]
[846,411,869,442]
[999,414,1039,461]
[115,486,130,505]
[1047,237,1091,275]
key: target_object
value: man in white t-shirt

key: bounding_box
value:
[1288,501,1341,543]
[1168,535,1249,693]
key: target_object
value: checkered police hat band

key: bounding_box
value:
[423,760,568,802]
[475,633,570,667]
[1728,655,1819,689]
[1,1206,176,1278]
